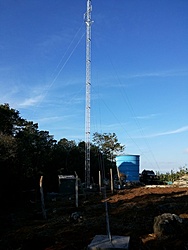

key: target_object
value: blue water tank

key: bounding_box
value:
[116,155,140,182]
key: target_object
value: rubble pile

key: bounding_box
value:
[173,174,188,187]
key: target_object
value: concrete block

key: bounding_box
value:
[87,235,130,250]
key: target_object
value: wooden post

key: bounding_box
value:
[110,168,114,194]
[102,186,112,242]
[117,167,122,188]
[75,174,79,207]
[40,176,47,219]
[99,170,101,193]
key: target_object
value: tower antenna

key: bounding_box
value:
[85,0,93,188]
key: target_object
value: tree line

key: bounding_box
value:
[0,104,124,204]
[157,167,188,183]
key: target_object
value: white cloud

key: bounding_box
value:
[126,69,188,79]
[137,126,188,138]
[19,95,43,107]
[153,126,188,137]
[37,114,76,124]
[135,113,160,120]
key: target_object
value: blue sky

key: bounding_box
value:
[0,0,188,173]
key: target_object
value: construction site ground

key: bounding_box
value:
[1,185,188,250]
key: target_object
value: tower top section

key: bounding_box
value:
[84,0,93,26]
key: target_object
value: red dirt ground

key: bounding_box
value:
[1,185,188,250]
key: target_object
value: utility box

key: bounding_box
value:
[58,175,76,195]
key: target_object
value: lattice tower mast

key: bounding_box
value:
[85,0,93,188]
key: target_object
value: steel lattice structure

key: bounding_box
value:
[85,0,93,188]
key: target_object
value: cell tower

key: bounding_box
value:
[85,0,93,188]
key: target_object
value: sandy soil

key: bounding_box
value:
[1,185,188,250]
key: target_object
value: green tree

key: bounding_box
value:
[0,103,26,136]
[55,138,77,174]
[92,132,125,181]
[0,134,17,164]
[0,103,57,196]
[0,104,26,200]
[16,122,56,179]
[92,132,125,161]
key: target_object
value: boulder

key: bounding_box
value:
[153,213,183,238]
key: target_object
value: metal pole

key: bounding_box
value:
[85,0,93,188]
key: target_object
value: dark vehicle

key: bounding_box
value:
[140,169,159,184]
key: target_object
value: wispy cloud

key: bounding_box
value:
[19,95,44,107]
[126,69,188,79]
[37,114,76,124]
[135,113,160,120]
[144,126,188,138]
[93,69,188,89]
[0,84,19,99]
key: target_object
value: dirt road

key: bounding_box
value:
[1,185,188,249]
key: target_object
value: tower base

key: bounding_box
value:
[87,235,130,250]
